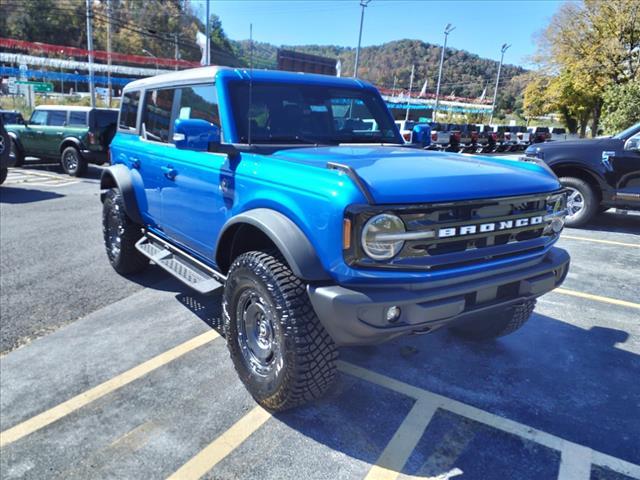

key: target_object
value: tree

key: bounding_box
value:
[601,81,640,134]
[526,0,640,136]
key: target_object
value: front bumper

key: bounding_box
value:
[308,247,570,346]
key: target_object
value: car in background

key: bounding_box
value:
[475,124,498,153]
[428,122,452,150]
[528,126,551,144]
[0,118,13,184]
[523,122,640,226]
[0,110,25,125]
[550,127,567,141]
[5,106,118,176]
[508,126,531,151]
[395,120,416,142]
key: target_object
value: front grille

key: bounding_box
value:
[346,192,559,271]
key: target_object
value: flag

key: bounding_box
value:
[336,59,341,77]
[196,31,207,65]
[419,78,428,97]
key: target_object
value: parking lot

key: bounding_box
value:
[1,166,639,480]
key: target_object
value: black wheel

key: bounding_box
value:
[559,177,598,227]
[450,300,536,340]
[9,138,24,167]
[60,146,87,177]
[102,188,148,275]
[223,251,338,412]
[0,168,7,185]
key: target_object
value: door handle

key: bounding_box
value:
[130,157,140,169]
[161,165,177,180]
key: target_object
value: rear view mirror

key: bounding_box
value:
[624,136,640,152]
[173,118,220,151]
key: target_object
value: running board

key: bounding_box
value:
[135,233,225,295]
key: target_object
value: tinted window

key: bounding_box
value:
[30,110,48,125]
[142,88,175,143]
[68,111,88,127]
[93,110,118,129]
[119,91,139,131]
[47,111,67,126]
[176,84,219,127]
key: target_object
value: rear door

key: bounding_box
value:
[608,133,640,205]
[40,110,68,158]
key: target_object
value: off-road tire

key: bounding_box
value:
[0,168,7,185]
[61,146,87,177]
[102,188,148,275]
[450,300,536,340]
[560,176,598,228]
[9,138,24,167]
[223,251,338,412]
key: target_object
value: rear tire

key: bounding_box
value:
[560,177,598,227]
[0,168,7,185]
[102,188,148,275]
[61,146,87,177]
[223,251,338,412]
[450,300,536,340]
[9,138,24,167]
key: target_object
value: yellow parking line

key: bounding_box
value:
[364,398,438,480]
[0,330,219,448]
[561,235,639,248]
[554,288,640,310]
[166,405,271,480]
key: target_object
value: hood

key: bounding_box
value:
[531,137,624,152]
[269,146,560,204]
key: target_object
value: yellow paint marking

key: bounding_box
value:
[0,330,218,448]
[364,398,438,480]
[561,235,639,248]
[555,288,640,310]
[166,405,271,480]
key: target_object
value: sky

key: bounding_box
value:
[192,0,567,67]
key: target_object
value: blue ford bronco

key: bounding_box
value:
[101,67,570,411]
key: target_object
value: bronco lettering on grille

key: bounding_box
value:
[438,216,543,238]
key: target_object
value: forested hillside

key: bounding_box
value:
[1,0,527,114]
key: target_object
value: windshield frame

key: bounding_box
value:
[613,122,640,140]
[226,80,403,146]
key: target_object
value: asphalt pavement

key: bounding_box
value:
[0,165,639,480]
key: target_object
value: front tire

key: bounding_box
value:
[102,188,148,275]
[0,168,7,185]
[560,177,598,227]
[9,138,24,167]
[450,300,536,340]
[61,146,87,177]
[223,251,338,412]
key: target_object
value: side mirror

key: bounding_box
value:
[624,136,640,152]
[173,118,221,151]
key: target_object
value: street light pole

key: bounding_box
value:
[85,0,96,107]
[489,43,510,124]
[205,0,211,65]
[142,49,158,73]
[353,0,371,78]
[106,0,112,106]
[434,23,455,121]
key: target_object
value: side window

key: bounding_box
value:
[30,110,48,125]
[119,91,140,131]
[68,111,88,127]
[142,88,175,143]
[47,111,67,126]
[175,84,219,127]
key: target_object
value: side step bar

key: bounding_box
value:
[135,232,225,295]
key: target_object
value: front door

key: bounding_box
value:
[21,110,49,156]
[608,134,640,205]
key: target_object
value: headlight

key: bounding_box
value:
[361,213,406,260]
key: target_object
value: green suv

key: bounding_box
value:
[6,106,118,176]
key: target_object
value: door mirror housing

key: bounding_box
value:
[173,118,221,151]
[624,135,640,152]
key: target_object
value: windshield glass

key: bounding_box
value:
[228,82,401,145]
[613,122,640,140]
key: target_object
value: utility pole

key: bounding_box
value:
[392,75,397,98]
[353,0,371,78]
[106,0,112,106]
[174,33,180,70]
[489,43,510,124]
[405,64,414,122]
[205,0,211,65]
[434,23,455,121]
[86,0,96,107]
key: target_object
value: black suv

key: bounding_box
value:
[6,106,118,176]
[523,122,640,226]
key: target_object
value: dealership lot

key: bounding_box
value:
[1,167,639,479]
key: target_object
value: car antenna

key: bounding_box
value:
[247,23,253,146]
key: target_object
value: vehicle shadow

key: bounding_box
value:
[0,186,65,203]
[574,210,640,235]
[17,163,104,181]
[174,288,640,473]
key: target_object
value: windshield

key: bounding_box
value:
[228,82,401,145]
[613,122,640,140]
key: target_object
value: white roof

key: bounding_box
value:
[123,66,229,91]
[34,105,118,112]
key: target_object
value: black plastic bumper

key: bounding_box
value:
[80,149,108,165]
[307,247,570,346]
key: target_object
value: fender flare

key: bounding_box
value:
[216,208,331,281]
[58,136,83,154]
[100,164,143,224]
[6,132,23,152]
[548,160,608,193]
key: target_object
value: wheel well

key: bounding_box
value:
[59,140,80,154]
[100,171,117,192]
[552,165,602,202]
[216,223,280,274]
